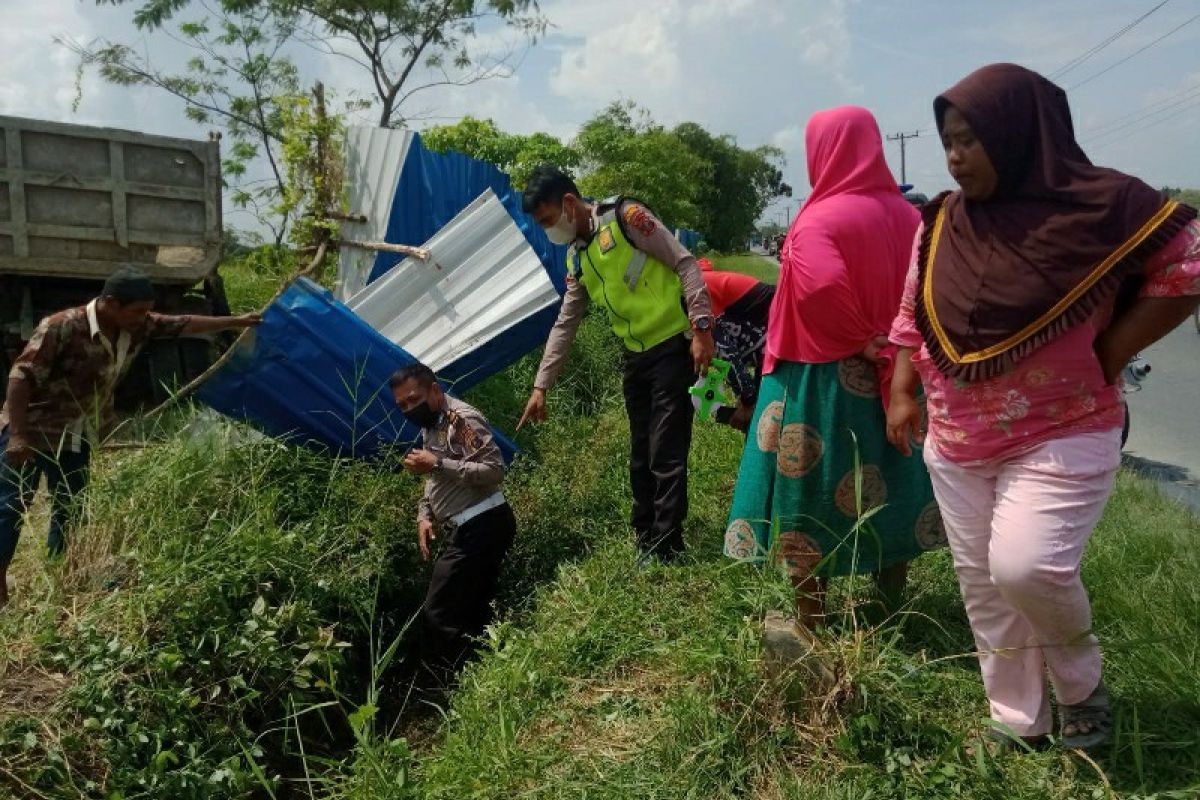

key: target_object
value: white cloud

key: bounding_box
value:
[0,1,97,120]
[4,0,1198,231]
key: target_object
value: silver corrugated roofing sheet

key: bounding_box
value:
[336,126,414,299]
[346,189,559,372]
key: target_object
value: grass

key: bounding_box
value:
[710,253,780,284]
[405,468,1200,800]
[1,251,1198,799]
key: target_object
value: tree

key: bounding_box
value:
[65,5,302,243]
[95,0,548,128]
[672,122,791,251]
[1164,187,1200,208]
[422,116,579,185]
[574,102,710,231]
[77,1,546,239]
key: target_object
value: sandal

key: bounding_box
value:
[1059,681,1112,751]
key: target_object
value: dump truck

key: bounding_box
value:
[0,114,227,407]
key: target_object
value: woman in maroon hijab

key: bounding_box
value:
[888,63,1200,751]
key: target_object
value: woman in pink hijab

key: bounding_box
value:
[724,106,942,628]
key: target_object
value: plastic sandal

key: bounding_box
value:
[1059,681,1112,751]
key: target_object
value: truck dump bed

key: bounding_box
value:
[0,115,221,283]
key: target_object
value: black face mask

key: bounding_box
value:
[402,400,440,430]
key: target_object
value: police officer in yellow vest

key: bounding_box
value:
[518,165,715,562]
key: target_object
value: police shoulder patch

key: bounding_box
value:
[622,203,657,237]
[597,227,616,253]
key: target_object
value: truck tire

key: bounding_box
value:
[179,337,215,384]
[147,339,184,404]
[0,347,9,407]
[205,272,231,318]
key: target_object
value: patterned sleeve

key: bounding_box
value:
[713,324,756,401]
[145,313,192,339]
[1140,219,1200,297]
[888,224,925,348]
[9,316,63,388]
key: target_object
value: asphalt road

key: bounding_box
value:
[1121,317,1200,510]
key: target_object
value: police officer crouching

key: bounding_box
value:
[393,363,516,678]
[518,165,715,563]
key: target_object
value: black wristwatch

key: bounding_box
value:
[692,316,714,333]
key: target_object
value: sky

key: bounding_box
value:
[3,0,1199,232]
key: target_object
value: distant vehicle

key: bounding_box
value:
[1121,354,1151,448]
[0,115,227,408]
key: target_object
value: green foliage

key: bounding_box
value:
[95,0,548,128]
[275,87,354,250]
[673,122,791,250]
[574,101,711,230]
[429,106,791,249]
[66,4,301,242]
[1163,186,1200,208]
[4,253,1197,799]
[0,314,628,797]
[82,0,548,242]
[423,117,581,186]
[412,468,1200,799]
[284,0,548,128]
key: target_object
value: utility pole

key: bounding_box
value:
[886,131,921,184]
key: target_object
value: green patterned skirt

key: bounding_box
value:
[724,357,944,578]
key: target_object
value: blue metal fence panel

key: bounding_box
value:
[197,278,516,461]
[675,228,703,251]
[368,132,568,296]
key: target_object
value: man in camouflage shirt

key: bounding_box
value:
[0,267,259,606]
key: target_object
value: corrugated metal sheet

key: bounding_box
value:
[347,190,559,376]
[197,277,517,461]
[336,126,415,299]
[335,125,568,299]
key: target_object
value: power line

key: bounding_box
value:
[1070,10,1200,90]
[1050,0,1171,80]
[1082,81,1200,138]
[1087,95,1200,151]
[1083,83,1200,142]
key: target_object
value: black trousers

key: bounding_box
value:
[422,503,516,673]
[622,334,694,558]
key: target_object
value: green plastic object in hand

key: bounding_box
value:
[689,358,736,419]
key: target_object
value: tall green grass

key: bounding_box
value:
[1,264,1197,799]
[411,470,1200,800]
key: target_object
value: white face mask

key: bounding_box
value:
[544,204,577,245]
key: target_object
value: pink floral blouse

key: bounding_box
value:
[890,219,1200,465]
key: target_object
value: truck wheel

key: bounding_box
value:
[0,347,9,407]
[147,339,184,404]
[205,272,232,318]
[179,337,215,384]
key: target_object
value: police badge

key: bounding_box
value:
[597,227,617,253]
